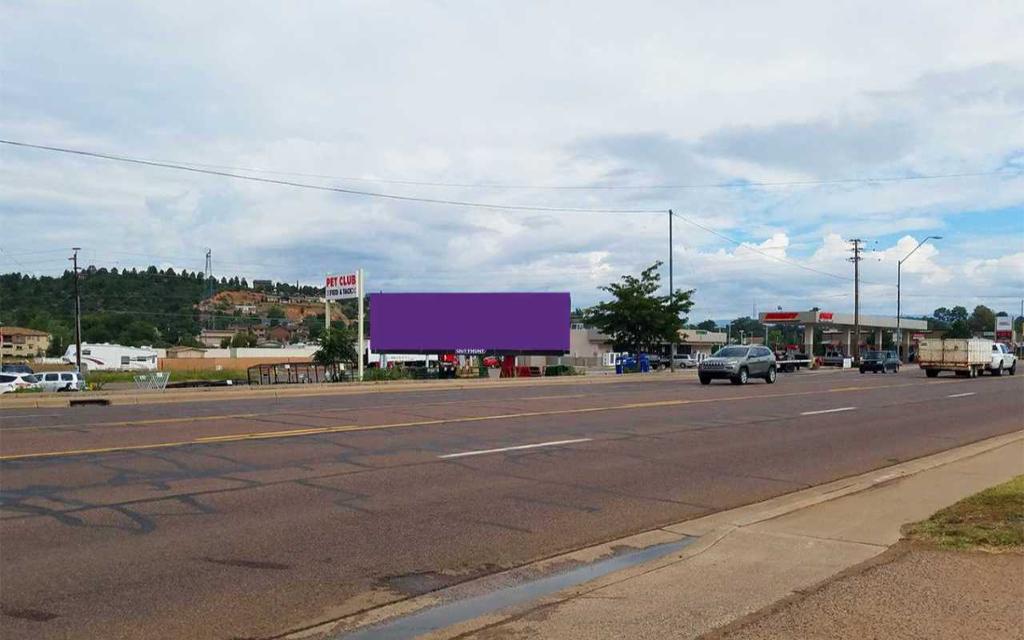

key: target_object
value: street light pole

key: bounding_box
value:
[896,235,941,361]
[669,209,675,371]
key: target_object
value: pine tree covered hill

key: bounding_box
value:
[0,267,343,354]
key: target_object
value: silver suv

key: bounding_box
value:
[698,345,777,385]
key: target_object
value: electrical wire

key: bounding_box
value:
[670,212,871,284]
[2,139,1017,190]
[0,140,665,214]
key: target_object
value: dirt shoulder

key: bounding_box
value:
[704,475,1024,640]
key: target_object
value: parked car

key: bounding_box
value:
[645,353,667,370]
[821,350,848,367]
[1,363,34,374]
[672,354,698,368]
[36,371,85,392]
[0,372,42,394]
[859,350,900,374]
[698,345,777,385]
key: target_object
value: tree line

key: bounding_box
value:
[0,267,353,354]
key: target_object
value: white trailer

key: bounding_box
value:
[62,343,159,372]
[917,338,1011,379]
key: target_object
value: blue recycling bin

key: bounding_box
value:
[615,362,623,375]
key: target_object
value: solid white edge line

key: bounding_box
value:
[947,392,976,398]
[800,407,857,416]
[439,438,593,459]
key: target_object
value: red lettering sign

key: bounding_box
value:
[819,312,834,322]
[763,312,800,322]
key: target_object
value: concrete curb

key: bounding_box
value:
[0,369,710,409]
[281,428,1024,640]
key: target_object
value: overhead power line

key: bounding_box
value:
[2,139,1017,191]
[0,140,663,214]
[670,212,870,284]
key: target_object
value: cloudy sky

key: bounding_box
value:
[2,1,1023,321]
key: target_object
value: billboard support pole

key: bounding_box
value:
[357,268,365,382]
[325,298,331,331]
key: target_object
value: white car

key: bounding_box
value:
[0,372,42,394]
[37,371,85,392]
[672,354,698,368]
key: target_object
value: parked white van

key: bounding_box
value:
[37,371,85,392]
[63,343,159,371]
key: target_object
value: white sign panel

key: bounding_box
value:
[995,316,1012,337]
[325,272,359,300]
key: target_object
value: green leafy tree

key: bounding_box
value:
[929,306,968,331]
[967,305,996,334]
[230,332,259,348]
[584,262,694,354]
[944,319,972,339]
[727,316,764,341]
[313,326,358,368]
[267,305,286,327]
[696,319,718,331]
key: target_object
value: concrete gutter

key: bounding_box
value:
[284,429,1023,640]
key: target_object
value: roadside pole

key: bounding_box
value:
[71,247,82,372]
[668,209,675,372]
[324,297,331,331]
[357,268,365,382]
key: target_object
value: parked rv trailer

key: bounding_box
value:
[63,343,159,372]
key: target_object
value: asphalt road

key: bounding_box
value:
[1,369,1021,639]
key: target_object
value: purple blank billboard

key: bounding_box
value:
[370,292,570,355]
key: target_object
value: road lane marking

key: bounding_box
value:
[947,392,976,398]
[800,407,856,416]
[439,438,593,459]
[521,394,587,400]
[0,425,358,461]
[2,379,964,433]
[0,379,981,460]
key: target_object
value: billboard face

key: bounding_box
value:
[370,292,570,355]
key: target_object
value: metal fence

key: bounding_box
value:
[246,363,354,385]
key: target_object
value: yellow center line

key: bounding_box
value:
[524,391,589,397]
[0,379,967,461]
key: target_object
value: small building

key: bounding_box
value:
[198,329,237,348]
[678,329,728,357]
[0,326,51,358]
[164,346,207,359]
[266,325,294,344]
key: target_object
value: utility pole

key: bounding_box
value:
[204,249,214,329]
[848,239,863,362]
[70,248,82,372]
[668,209,675,371]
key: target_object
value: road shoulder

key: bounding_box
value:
[292,430,1022,640]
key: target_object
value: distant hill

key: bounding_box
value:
[0,267,346,353]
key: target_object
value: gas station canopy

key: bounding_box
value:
[759,310,927,331]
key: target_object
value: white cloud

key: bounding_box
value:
[1,1,1022,321]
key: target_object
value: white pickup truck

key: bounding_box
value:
[918,338,1017,378]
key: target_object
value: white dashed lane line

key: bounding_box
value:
[947,392,976,398]
[438,438,593,459]
[800,407,857,416]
